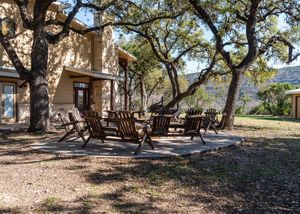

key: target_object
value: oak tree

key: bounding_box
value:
[189,0,300,129]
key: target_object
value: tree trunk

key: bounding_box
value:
[220,70,244,130]
[165,72,210,109]
[28,75,50,132]
[165,63,179,98]
[140,75,147,112]
[28,15,51,132]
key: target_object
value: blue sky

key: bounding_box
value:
[71,2,300,73]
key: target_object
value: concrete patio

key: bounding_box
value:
[31,132,242,159]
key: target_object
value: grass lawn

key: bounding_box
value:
[0,116,299,213]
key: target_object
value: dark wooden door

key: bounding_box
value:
[74,87,89,112]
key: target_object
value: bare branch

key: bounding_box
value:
[174,43,201,63]
[81,0,117,11]
[126,26,170,64]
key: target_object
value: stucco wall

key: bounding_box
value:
[91,28,120,112]
[101,28,119,75]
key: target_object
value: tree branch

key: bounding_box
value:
[13,0,33,30]
[189,0,234,70]
[165,52,220,108]
[0,35,31,80]
[236,0,261,69]
[47,0,83,44]
[258,35,300,63]
[147,76,165,98]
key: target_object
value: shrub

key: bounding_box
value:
[249,103,268,115]
[257,83,295,116]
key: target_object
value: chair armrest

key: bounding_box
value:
[61,121,77,127]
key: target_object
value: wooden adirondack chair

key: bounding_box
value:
[116,116,154,155]
[183,115,206,144]
[58,111,87,143]
[82,110,118,148]
[151,114,206,144]
[203,109,219,135]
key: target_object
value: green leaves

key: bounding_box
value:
[257,83,296,116]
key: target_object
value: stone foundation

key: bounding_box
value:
[50,104,75,122]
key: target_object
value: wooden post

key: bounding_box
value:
[89,77,93,110]
[124,61,129,110]
[110,80,115,110]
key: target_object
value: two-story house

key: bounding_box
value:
[0,0,135,124]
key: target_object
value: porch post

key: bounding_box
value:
[124,61,129,110]
[110,80,115,110]
[89,77,93,110]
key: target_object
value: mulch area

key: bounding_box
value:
[0,118,299,213]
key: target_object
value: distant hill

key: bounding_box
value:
[186,65,300,111]
[273,65,300,85]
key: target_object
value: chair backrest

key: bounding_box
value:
[206,108,217,113]
[117,111,134,119]
[84,111,106,138]
[184,115,204,133]
[205,109,218,122]
[186,108,202,117]
[151,115,173,135]
[71,107,83,121]
[58,111,72,132]
[116,118,138,139]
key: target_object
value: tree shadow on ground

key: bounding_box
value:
[1,124,299,213]
[80,135,300,213]
[36,192,164,214]
[0,208,23,214]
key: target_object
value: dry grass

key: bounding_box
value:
[0,116,299,213]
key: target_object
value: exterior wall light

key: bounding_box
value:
[0,17,16,38]
[0,17,16,39]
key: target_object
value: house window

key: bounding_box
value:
[3,84,15,118]
[74,83,89,89]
